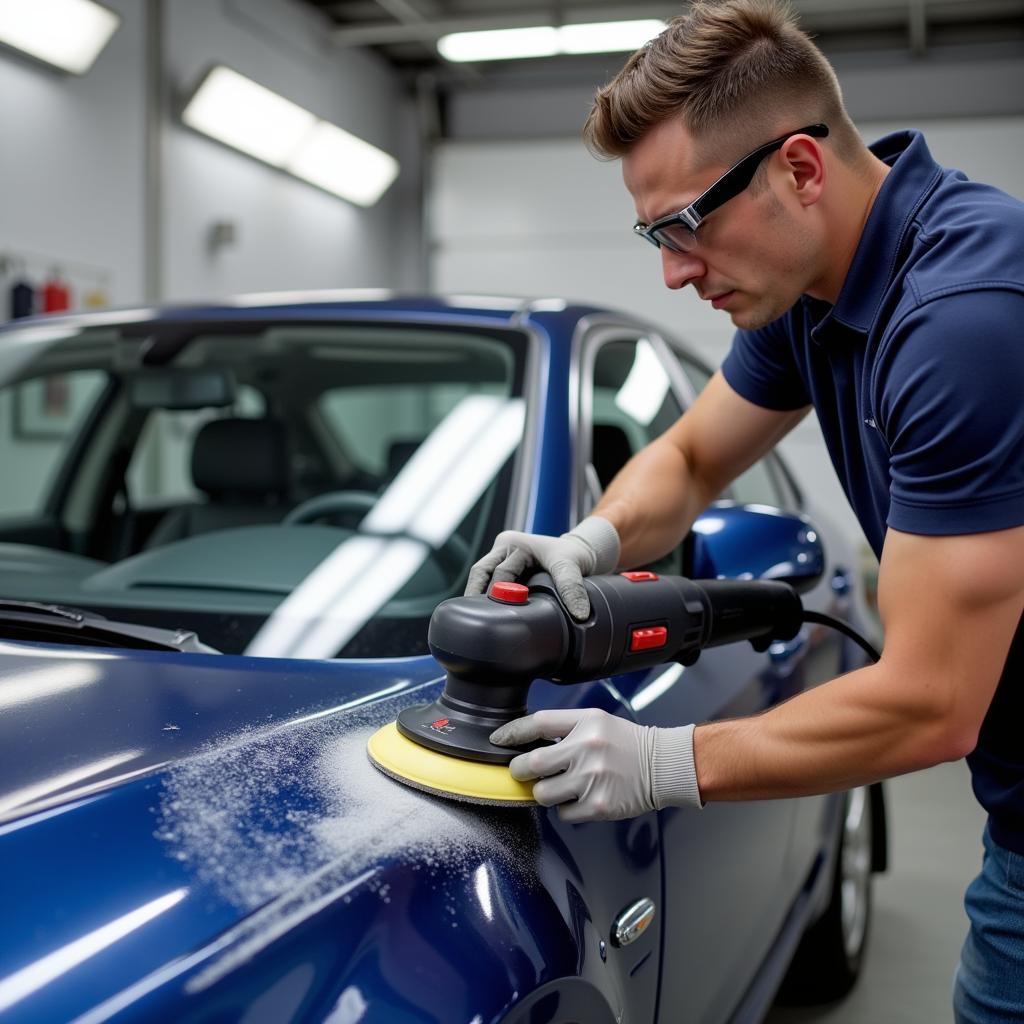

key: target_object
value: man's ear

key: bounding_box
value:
[779,134,826,207]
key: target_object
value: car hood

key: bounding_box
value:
[0,642,579,1024]
[0,641,444,825]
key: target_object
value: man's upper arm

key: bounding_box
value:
[663,369,809,499]
[876,525,1024,755]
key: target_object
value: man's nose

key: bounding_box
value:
[661,247,706,290]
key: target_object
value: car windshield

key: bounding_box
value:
[0,316,529,659]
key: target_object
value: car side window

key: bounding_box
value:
[587,337,683,497]
[0,370,108,520]
[583,336,690,573]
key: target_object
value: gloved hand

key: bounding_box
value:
[490,708,703,823]
[464,516,620,621]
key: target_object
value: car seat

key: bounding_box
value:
[144,418,290,548]
[591,423,634,491]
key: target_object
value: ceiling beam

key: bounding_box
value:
[372,0,432,29]
[332,5,680,46]
[331,0,1024,48]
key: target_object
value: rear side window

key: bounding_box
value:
[583,335,685,573]
[588,338,683,495]
[0,370,108,519]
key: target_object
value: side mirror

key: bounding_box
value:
[688,503,825,594]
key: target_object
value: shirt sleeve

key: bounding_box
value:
[877,288,1024,536]
[720,312,811,412]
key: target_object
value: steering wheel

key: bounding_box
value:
[283,491,379,526]
[283,491,472,581]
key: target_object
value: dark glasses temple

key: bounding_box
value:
[690,123,829,220]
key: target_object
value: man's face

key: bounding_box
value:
[623,117,819,331]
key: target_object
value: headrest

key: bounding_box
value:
[591,423,634,491]
[191,418,288,498]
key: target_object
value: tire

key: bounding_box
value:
[777,786,874,1004]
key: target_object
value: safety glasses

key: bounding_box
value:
[633,123,829,253]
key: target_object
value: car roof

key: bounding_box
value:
[0,291,702,385]
[0,291,621,334]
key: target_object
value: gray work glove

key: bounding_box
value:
[464,516,620,621]
[490,708,703,823]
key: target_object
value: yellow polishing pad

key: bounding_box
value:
[366,720,536,806]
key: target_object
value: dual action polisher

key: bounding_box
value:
[367,570,876,807]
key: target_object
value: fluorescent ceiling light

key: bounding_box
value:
[286,121,399,207]
[438,19,663,62]
[182,66,400,206]
[560,20,665,54]
[0,0,119,74]
[183,67,316,167]
[438,26,558,62]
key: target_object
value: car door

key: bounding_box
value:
[670,349,853,903]
[575,326,820,1022]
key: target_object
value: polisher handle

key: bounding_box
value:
[529,571,804,680]
[428,572,804,694]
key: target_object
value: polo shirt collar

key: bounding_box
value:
[808,129,942,342]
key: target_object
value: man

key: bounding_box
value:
[464,1,1024,1019]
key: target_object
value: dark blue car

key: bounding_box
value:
[0,295,884,1023]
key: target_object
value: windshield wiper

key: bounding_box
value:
[0,600,216,653]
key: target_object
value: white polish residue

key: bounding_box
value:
[154,696,535,914]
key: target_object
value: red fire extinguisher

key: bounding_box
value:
[42,270,71,313]
[41,269,71,418]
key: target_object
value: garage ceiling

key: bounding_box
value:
[299,0,1024,79]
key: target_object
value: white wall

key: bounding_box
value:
[163,0,422,301]
[429,115,1024,543]
[0,0,421,315]
[447,51,1024,140]
[0,0,146,307]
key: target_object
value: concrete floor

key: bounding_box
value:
[766,759,988,1024]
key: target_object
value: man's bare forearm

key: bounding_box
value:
[592,437,719,568]
[694,661,970,801]
[589,374,809,570]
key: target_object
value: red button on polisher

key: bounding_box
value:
[621,571,659,582]
[489,582,529,604]
[630,626,668,651]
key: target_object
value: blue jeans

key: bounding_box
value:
[954,824,1024,1023]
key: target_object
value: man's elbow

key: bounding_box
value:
[941,724,980,764]
[919,708,980,767]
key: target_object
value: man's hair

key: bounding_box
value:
[583,0,864,170]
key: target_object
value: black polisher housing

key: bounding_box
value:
[398,572,803,765]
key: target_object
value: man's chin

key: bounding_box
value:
[728,296,788,332]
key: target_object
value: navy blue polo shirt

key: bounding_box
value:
[721,130,1024,853]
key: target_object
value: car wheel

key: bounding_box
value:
[777,786,873,1004]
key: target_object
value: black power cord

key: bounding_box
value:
[802,609,881,664]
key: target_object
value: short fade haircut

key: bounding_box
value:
[583,0,864,170]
